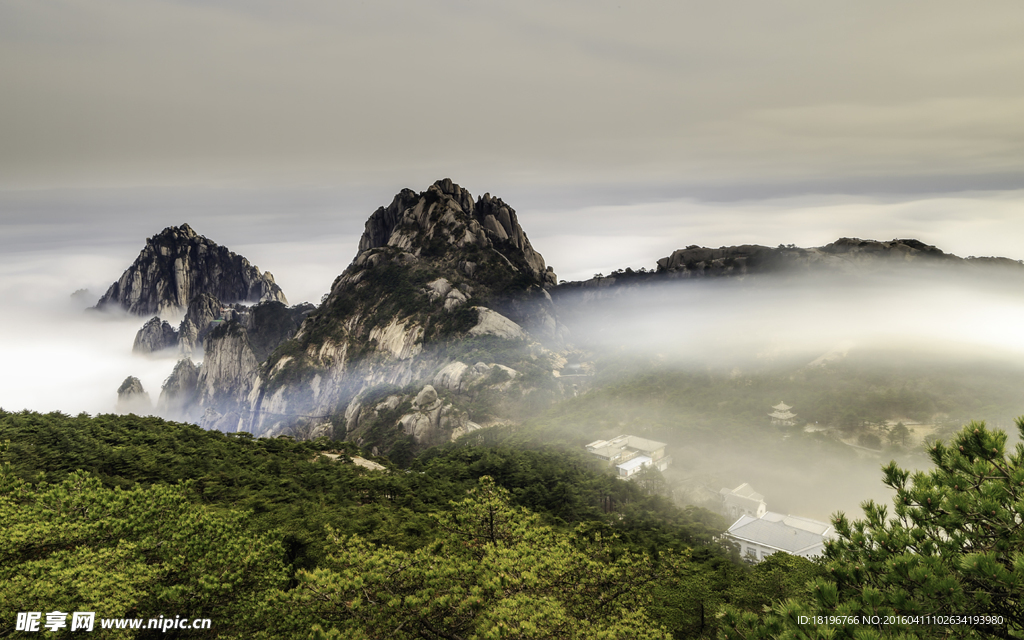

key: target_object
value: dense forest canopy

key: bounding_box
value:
[3,410,1022,638]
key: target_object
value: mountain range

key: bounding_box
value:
[99,179,1024,459]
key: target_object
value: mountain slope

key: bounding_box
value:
[197,180,565,452]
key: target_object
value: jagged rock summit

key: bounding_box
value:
[96,223,287,316]
[132,317,178,354]
[193,179,565,445]
[356,178,555,286]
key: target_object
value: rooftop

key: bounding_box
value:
[586,435,667,459]
[726,511,835,555]
[616,455,653,472]
[623,435,666,452]
[721,482,764,501]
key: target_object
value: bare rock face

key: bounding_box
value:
[468,307,526,340]
[96,223,287,316]
[246,179,564,442]
[357,178,556,286]
[132,317,178,354]
[116,376,151,415]
[177,293,222,355]
[197,322,261,432]
[157,358,201,422]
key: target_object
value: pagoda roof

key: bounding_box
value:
[772,401,792,411]
[769,411,796,420]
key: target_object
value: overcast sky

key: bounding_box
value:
[3,0,1024,283]
[3,0,1023,189]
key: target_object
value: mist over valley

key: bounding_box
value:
[5,181,1024,526]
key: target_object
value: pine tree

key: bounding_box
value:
[258,476,680,639]
[721,419,1024,639]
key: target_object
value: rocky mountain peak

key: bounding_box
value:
[175,223,198,237]
[132,317,177,354]
[226,180,567,444]
[96,224,287,316]
[354,179,555,286]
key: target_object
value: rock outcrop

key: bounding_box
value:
[431,361,517,394]
[468,307,527,340]
[116,376,151,415]
[196,322,261,432]
[96,223,287,316]
[132,317,178,354]
[227,179,565,447]
[394,384,472,445]
[654,238,954,278]
[177,293,222,355]
[157,358,201,422]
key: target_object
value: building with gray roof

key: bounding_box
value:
[724,511,836,562]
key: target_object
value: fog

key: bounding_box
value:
[6,186,1024,527]
[4,186,1024,420]
[549,267,1024,520]
[558,269,1024,366]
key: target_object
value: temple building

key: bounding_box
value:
[769,401,797,426]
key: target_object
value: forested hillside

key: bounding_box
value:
[1,410,824,638]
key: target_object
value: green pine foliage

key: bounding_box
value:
[257,477,679,639]
[720,419,1024,639]
[0,454,286,638]
[15,408,1017,638]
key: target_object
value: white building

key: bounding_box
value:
[585,435,671,478]
[724,511,836,562]
[720,483,767,519]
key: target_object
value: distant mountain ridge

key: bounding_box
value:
[104,182,1024,459]
[556,237,1024,293]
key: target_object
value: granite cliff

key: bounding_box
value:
[187,179,566,453]
[96,223,287,317]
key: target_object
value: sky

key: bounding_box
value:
[3,1,1024,278]
[3,1,1024,191]
[3,1,1024,417]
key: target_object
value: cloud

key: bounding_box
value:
[2,1,1024,188]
